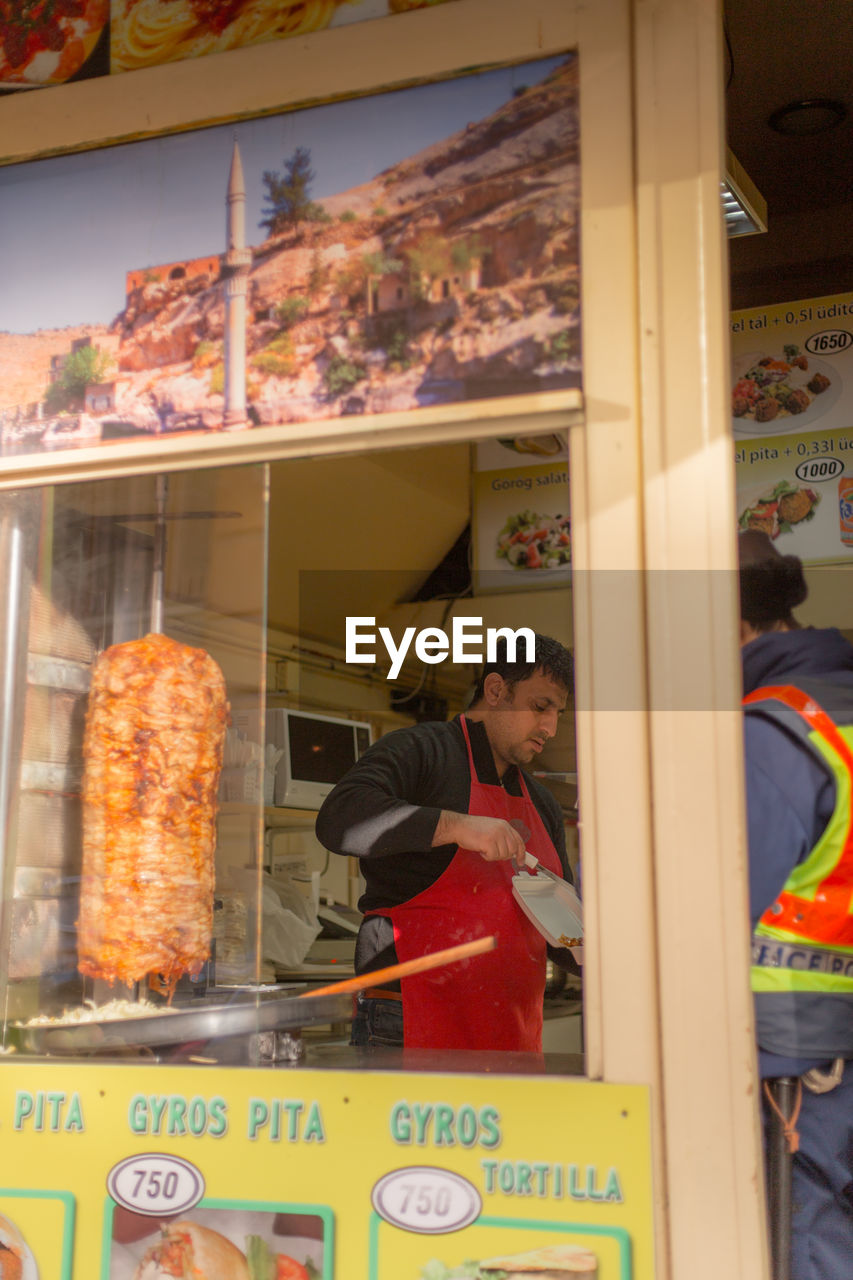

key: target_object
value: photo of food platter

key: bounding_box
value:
[731,346,840,435]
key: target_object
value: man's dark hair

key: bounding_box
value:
[469,632,572,704]
[738,529,807,631]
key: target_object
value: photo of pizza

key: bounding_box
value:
[731,344,839,434]
[0,0,108,86]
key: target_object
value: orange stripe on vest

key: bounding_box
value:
[744,684,853,945]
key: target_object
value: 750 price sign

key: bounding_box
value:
[107,1153,205,1216]
[372,1166,482,1235]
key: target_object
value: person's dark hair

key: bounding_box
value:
[738,529,807,631]
[469,632,572,704]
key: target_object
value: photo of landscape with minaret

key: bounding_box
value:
[0,53,578,457]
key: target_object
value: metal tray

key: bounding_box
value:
[13,988,353,1054]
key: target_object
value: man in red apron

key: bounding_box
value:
[315,633,576,1053]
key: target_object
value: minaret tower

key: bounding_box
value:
[223,140,251,428]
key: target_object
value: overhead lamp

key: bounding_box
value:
[721,147,767,238]
[768,98,847,137]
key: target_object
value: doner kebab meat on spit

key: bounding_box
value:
[78,633,227,990]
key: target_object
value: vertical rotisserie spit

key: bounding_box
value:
[78,633,227,991]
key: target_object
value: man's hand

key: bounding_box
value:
[433,811,527,868]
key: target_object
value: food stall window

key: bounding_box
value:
[263,437,581,1071]
[0,440,582,1072]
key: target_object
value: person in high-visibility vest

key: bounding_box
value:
[739,529,853,1280]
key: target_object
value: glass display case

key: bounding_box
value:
[0,463,350,1061]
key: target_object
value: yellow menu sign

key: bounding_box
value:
[732,292,853,565]
[0,1063,654,1279]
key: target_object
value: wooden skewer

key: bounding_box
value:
[297,935,497,999]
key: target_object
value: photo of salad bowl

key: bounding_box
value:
[496,510,571,571]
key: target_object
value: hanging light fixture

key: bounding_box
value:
[721,148,767,238]
[768,98,847,137]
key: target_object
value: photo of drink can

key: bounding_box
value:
[840,476,853,546]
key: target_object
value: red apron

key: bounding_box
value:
[368,714,564,1052]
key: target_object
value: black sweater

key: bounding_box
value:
[315,716,573,976]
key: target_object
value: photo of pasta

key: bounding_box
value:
[110,0,457,72]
